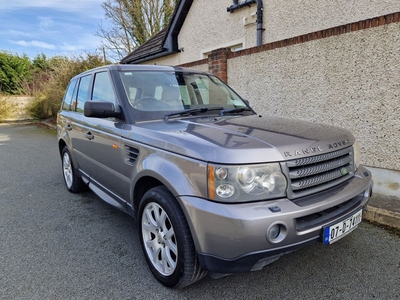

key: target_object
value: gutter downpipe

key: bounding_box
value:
[256,0,263,46]
[227,0,263,46]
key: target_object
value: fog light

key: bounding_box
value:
[266,223,287,244]
[268,225,280,240]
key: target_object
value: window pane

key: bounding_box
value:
[75,75,91,113]
[62,78,77,111]
[92,72,116,104]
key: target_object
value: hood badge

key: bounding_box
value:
[284,139,350,158]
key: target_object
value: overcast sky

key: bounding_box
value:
[0,0,109,59]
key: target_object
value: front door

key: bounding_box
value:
[82,71,128,202]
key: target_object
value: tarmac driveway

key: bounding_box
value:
[0,123,399,299]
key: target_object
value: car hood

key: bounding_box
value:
[123,115,355,164]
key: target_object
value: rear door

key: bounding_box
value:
[61,74,93,174]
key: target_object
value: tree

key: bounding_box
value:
[97,0,178,61]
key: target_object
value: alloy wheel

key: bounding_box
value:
[141,202,178,276]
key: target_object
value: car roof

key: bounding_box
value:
[71,64,210,79]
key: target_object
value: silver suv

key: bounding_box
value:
[57,64,373,288]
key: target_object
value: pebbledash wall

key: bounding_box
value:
[142,3,400,197]
[224,18,400,197]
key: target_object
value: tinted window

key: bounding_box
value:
[92,72,116,104]
[75,75,91,113]
[62,78,78,111]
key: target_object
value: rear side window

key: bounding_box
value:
[75,75,91,113]
[62,78,78,110]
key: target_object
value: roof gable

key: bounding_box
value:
[120,0,193,64]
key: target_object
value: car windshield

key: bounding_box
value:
[119,70,251,120]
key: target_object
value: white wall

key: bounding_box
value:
[162,0,400,64]
[263,0,400,43]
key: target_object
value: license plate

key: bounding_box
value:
[323,209,363,244]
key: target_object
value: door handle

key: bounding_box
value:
[66,124,72,131]
[85,132,94,140]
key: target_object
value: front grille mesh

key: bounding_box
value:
[284,147,354,199]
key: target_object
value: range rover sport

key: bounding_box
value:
[57,64,373,288]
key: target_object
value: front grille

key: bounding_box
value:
[283,147,354,199]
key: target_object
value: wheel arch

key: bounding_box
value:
[132,176,164,219]
[58,139,67,158]
[131,154,207,218]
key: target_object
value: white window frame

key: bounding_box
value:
[201,38,245,59]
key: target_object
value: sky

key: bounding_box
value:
[0,0,111,60]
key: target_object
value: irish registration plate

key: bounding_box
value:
[323,209,363,244]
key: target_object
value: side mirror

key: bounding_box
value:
[84,101,120,118]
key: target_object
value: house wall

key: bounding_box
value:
[145,53,209,72]
[263,0,400,43]
[160,0,400,65]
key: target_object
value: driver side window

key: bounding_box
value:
[92,71,117,105]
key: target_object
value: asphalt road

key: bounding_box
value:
[1,123,399,300]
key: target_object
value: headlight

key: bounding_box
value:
[353,141,361,171]
[208,163,287,202]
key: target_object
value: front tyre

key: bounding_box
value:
[139,186,206,288]
[61,146,85,193]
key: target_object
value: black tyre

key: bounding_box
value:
[138,186,207,288]
[61,146,86,193]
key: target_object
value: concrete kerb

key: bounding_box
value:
[363,194,400,230]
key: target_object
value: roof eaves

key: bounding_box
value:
[128,49,180,64]
[121,0,194,64]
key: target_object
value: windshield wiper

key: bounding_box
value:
[164,107,210,122]
[219,107,251,116]
[164,106,248,121]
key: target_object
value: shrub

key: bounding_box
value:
[28,53,106,119]
[0,52,32,95]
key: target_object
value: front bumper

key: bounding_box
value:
[177,166,373,274]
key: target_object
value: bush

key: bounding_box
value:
[28,53,106,119]
[0,52,32,95]
[28,95,53,119]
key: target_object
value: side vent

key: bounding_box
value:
[125,145,139,165]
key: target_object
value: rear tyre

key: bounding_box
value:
[61,146,85,193]
[138,186,207,288]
